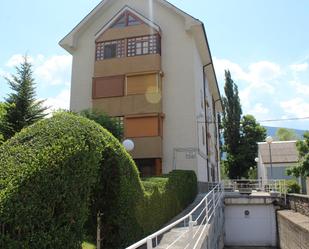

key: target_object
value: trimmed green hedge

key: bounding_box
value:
[0,113,197,249]
[0,113,106,249]
[139,171,197,234]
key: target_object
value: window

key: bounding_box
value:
[112,15,126,28]
[126,73,159,95]
[96,40,125,60]
[92,76,124,98]
[104,44,117,59]
[125,115,160,138]
[127,35,160,57]
[128,14,141,26]
[111,11,142,29]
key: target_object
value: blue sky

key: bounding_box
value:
[0,0,308,130]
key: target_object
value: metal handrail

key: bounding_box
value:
[126,183,224,249]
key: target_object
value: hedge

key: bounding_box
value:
[0,113,106,249]
[139,170,197,234]
[0,113,197,249]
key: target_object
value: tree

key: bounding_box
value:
[1,56,47,140]
[0,103,7,144]
[276,127,299,141]
[222,70,242,178]
[287,131,309,177]
[79,109,124,141]
[238,115,267,178]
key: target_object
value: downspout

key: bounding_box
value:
[203,63,211,182]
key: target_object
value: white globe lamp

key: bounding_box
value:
[266,136,273,144]
[123,139,134,152]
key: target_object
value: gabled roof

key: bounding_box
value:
[258,141,299,164]
[94,6,161,39]
[59,0,222,110]
[59,0,202,53]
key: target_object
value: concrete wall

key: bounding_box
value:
[277,210,309,249]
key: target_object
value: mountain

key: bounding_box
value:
[264,126,307,140]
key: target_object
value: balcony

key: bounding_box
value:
[127,136,162,159]
[94,54,161,77]
[92,93,162,116]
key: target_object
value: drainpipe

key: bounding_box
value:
[203,63,211,182]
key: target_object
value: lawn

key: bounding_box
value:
[82,241,96,249]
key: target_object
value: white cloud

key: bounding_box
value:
[290,63,308,72]
[251,103,269,115]
[213,58,248,82]
[5,54,72,86]
[280,97,309,118]
[5,54,32,67]
[35,55,72,86]
[289,80,309,96]
[249,61,281,80]
[44,89,70,114]
[214,58,281,94]
[0,68,12,80]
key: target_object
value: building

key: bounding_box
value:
[257,141,298,181]
[60,0,222,185]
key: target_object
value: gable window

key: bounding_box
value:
[127,35,160,57]
[111,11,142,29]
[96,39,125,60]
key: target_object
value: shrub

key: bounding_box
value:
[0,113,105,249]
[139,170,197,234]
[0,113,197,249]
[79,109,123,141]
[286,180,301,194]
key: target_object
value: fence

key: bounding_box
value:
[126,183,224,249]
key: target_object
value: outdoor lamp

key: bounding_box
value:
[266,136,273,144]
[122,139,135,152]
[255,157,259,163]
[265,136,273,179]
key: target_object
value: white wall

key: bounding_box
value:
[69,0,210,180]
[225,204,277,247]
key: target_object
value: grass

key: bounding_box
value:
[82,241,96,249]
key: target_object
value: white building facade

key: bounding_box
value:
[60,0,222,185]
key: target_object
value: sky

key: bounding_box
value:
[0,0,308,130]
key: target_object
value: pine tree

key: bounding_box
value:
[222,70,242,179]
[1,56,47,140]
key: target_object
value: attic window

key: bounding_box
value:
[128,14,142,26]
[111,11,142,28]
[112,15,126,28]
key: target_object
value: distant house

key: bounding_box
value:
[257,140,298,181]
[59,0,222,186]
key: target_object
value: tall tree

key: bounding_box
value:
[287,131,309,177]
[0,102,7,144]
[276,127,299,141]
[238,115,267,177]
[1,56,47,140]
[222,70,242,178]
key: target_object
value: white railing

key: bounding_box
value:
[223,179,287,193]
[126,183,224,249]
[223,179,287,203]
